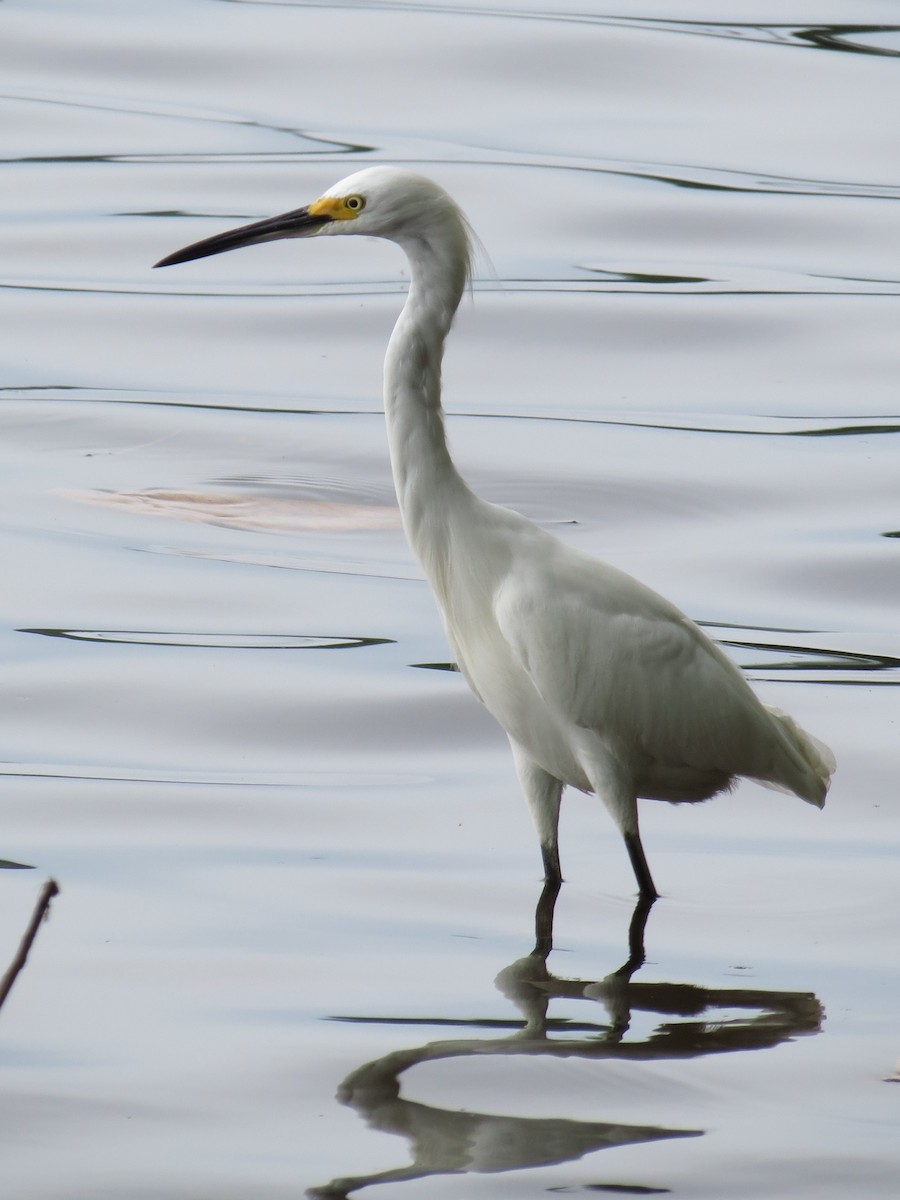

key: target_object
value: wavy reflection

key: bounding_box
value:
[18,628,392,651]
[0,87,366,166]
[705,626,900,687]
[219,4,900,62]
[310,886,821,1197]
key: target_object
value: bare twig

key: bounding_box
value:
[0,878,60,1010]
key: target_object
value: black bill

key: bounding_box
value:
[153,205,332,268]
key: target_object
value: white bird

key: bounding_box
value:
[155,166,835,898]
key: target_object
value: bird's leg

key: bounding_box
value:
[533,875,562,959]
[509,740,564,884]
[591,769,659,900]
[624,830,659,901]
[541,842,562,886]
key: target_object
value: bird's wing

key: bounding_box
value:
[493,543,765,771]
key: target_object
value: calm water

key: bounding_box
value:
[1,1,898,1196]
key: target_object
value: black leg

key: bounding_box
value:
[624,830,659,900]
[541,841,562,886]
[533,876,561,959]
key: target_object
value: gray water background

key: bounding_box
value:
[0,1,898,1196]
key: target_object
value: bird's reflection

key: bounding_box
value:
[308,885,821,1198]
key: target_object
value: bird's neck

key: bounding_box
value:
[383,236,472,562]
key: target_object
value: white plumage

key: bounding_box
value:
[156,166,835,897]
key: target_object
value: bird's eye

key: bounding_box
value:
[345,195,365,213]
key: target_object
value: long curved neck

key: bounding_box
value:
[383,234,472,563]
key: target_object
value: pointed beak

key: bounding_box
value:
[153,204,332,268]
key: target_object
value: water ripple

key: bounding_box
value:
[8,388,896,440]
[701,624,900,686]
[10,270,900,301]
[0,87,366,164]
[18,628,394,651]
[0,764,419,787]
[221,3,900,60]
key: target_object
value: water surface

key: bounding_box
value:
[0,1,898,1196]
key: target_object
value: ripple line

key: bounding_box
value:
[703,626,900,686]
[18,628,395,651]
[219,3,900,60]
[0,763,422,787]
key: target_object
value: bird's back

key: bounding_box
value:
[436,500,834,810]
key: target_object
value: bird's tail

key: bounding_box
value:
[762,706,835,808]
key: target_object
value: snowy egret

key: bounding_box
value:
[155,167,835,898]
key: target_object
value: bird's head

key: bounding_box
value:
[154,166,474,279]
